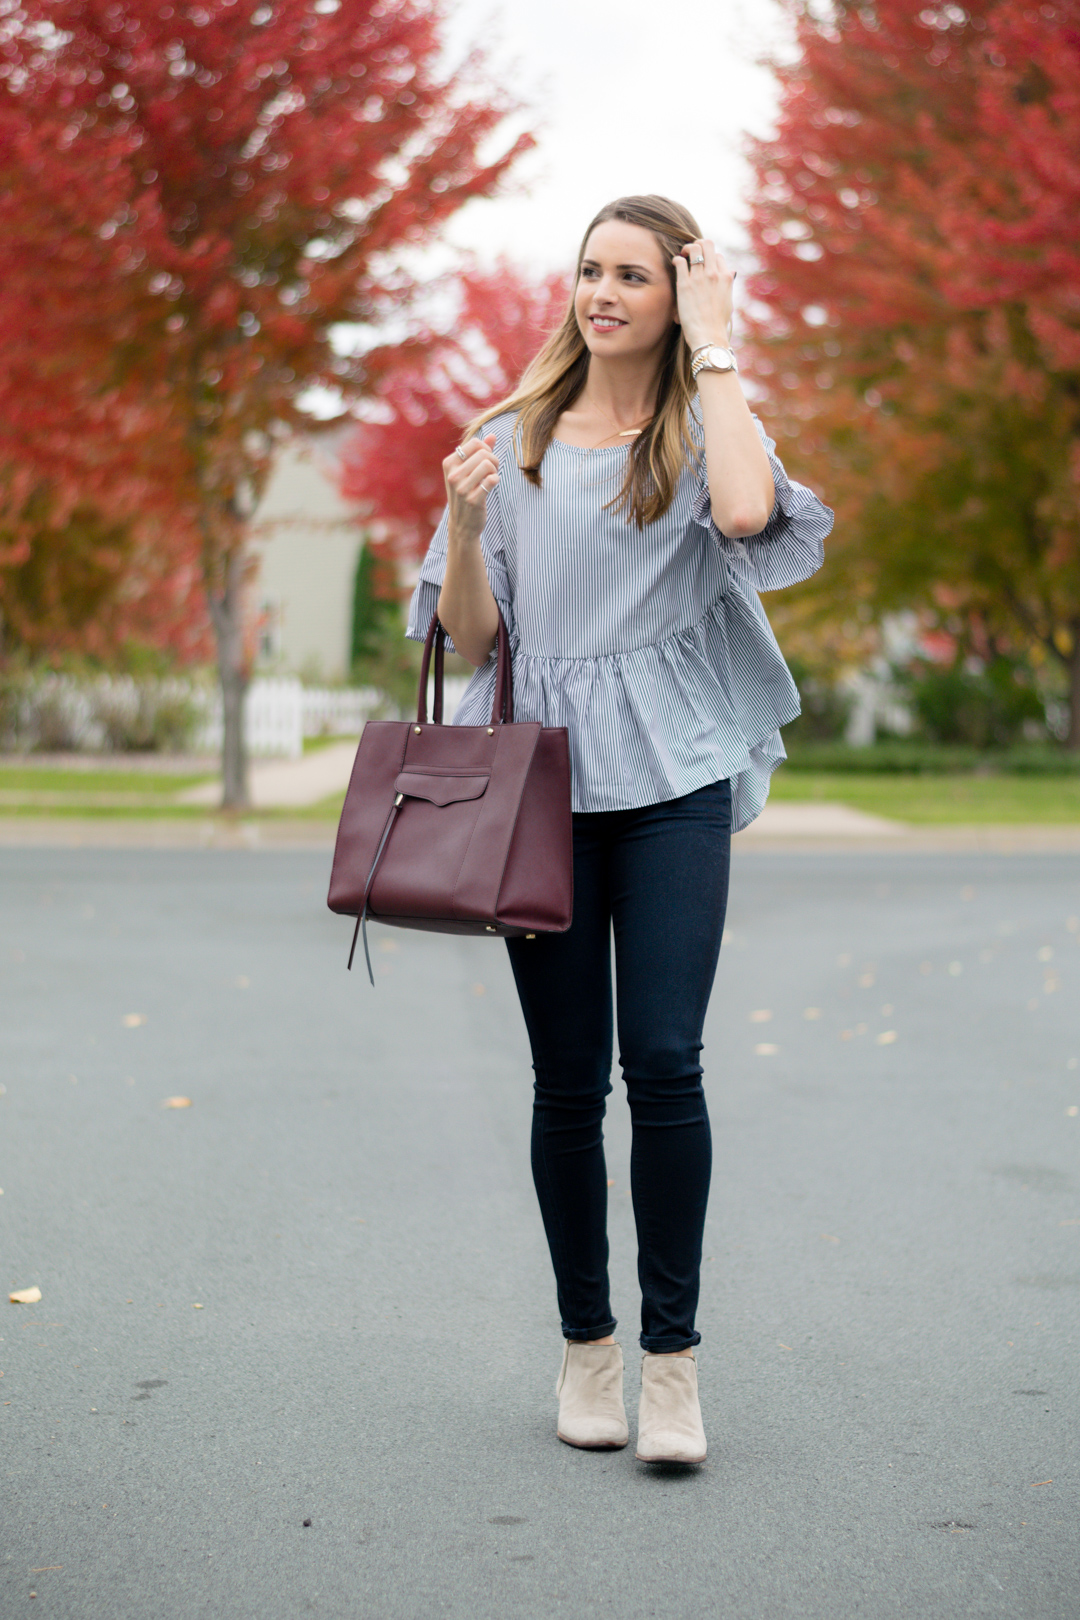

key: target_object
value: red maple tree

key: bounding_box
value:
[339,260,569,563]
[743,0,1080,743]
[0,0,531,798]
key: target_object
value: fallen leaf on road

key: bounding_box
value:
[858,973,875,988]
[192,1303,203,1310]
[122,1014,146,1027]
[1066,1107,1078,1117]
[750,1009,772,1023]
[1030,1480,1052,1487]
[607,1179,615,1187]
[820,1234,839,1243]
[9,1287,41,1304]
[29,1569,62,1574]
[235,976,250,989]
[803,1008,821,1020]
[472,983,486,996]
[876,1030,898,1046]
[161,1096,192,1109]
[754,1043,778,1056]
[777,1342,792,1350]
[840,1030,853,1041]
[1037,946,1053,962]
[948,961,963,976]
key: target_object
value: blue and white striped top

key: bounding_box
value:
[406,408,833,830]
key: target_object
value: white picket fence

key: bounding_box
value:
[196,680,382,759]
[0,672,477,760]
[197,675,473,758]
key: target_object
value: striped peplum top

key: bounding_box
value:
[406,408,833,830]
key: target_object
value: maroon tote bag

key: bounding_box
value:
[327,610,573,982]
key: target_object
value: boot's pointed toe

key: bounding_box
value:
[555,1342,629,1450]
[635,1352,707,1464]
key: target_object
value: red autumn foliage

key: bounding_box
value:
[743,0,1080,741]
[0,0,531,794]
[339,260,569,573]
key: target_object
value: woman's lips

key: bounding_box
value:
[589,315,626,332]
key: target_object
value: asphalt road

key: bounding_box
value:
[1,847,1078,1620]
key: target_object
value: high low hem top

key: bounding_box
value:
[406,409,833,831]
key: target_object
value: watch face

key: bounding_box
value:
[707,346,734,371]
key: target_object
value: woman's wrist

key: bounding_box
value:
[447,520,483,551]
[685,332,733,356]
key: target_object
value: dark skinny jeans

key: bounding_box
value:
[506,777,732,1353]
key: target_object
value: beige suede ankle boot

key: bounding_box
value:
[635,1352,707,1463]
[555,1341,629,1450]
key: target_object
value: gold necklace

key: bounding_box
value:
[589,401,652,448]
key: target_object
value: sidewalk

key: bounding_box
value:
[1,804,1078,852]
[177,739,359,809]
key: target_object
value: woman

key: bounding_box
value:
[406,195,832,1465]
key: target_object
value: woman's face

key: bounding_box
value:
[574,219,677,362]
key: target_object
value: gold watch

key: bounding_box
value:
[691,344,738,380]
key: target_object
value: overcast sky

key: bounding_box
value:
[434,0,790,275]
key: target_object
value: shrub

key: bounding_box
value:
[899,657,1046,748]
[782,659,852,743]
[0,671,202,754]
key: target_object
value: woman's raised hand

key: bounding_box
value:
[443,433,499,545]
[672,239,735,354]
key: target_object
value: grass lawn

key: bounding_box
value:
[2,758,1078,825]
[302,733,360,754]
[0,767,214,795]
[769,770,1080,824]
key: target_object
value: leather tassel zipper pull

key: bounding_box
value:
[348,792,405,985]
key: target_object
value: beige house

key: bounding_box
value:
[249,436,362,683]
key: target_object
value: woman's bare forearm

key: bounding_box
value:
[436,432,502,665]
[438,534,499,667]
[697,370,775,538]
[673,238,775,538]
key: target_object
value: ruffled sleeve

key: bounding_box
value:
[405,477,514,655]
[692,415,833,594]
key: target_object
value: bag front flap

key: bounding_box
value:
[394,768,489,807]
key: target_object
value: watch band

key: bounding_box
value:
[691,345,738,380]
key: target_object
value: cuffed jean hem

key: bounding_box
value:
[640,1328,701,1353]
[563,1318,618,1343]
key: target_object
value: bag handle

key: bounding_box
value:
[417,609,513,727]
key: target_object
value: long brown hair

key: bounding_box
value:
[469,195,704,528]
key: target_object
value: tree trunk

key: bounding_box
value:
[207,547,250,808]
[1067,626,1080,751]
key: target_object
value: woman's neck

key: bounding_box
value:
[577,354,661,430]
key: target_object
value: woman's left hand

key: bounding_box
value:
[673,239,734,354]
